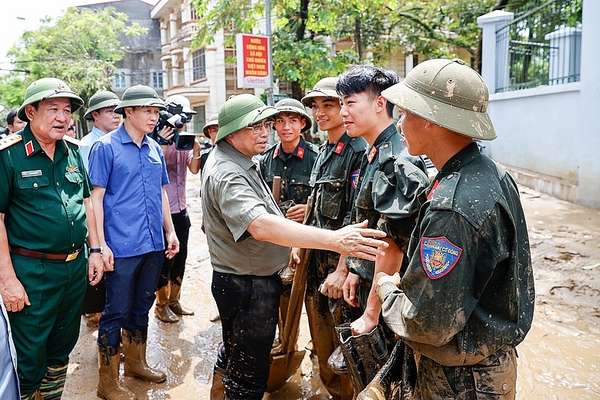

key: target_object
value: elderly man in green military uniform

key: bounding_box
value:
[374,59,535,399]
[0,78,105,400]
[297,77,366,400]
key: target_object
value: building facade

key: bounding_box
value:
[79,0,163,98]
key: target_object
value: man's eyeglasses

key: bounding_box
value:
[246,120,274,134]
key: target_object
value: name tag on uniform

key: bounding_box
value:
[21,170,43,178]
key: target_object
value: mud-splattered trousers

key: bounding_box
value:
[305,133,366,400]
[98,252,164,349]
[212,272,283,400]
[379,143,535,399]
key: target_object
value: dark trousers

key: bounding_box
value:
[158,210,191,288]
[8,253,87,396]
[212,271,282,400]
[98,252,163,348]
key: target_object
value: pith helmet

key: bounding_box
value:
[84,90,120,120]
[18,78,84,122]
[166,94,196,114]
[114,85,165,115]
[381,59,496,140]
[203,114,219,135]
[301,77,339,106]
[216,94,278,143]
[274,98,312,131]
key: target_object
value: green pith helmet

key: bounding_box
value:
[18,78,84,122]
[84,90,120,120]
[203,115,219,135]
[301,77,339,106]
[274,98,312,131]
[114,85,165,115]
[216,94,278,143]
[381,59,496,140]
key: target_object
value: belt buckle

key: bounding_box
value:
[66,249,80,262]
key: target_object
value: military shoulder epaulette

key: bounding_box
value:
[305,141,319,154]
[349,136,367,152]
[0,134,22,151]
[63,135,81,147]
[430,172,460,211]
[377,141,394,164]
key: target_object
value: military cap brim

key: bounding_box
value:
[202,118,219,135]
[84,98,120,120]
[216,106,279,143]
[18,90,84,122]
[300,87,339,107]
[114,98,166,115]
[275,105,312,131]
[382,81,496,141]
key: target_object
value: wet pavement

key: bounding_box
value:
[63,185,600,399]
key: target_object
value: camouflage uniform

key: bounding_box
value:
[378,59,535,399]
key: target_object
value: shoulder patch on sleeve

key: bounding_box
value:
[63,135,80,147]
[430,172,460,210]
[0,134,22,151]
[420,236,463,280]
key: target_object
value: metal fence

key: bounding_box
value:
[495,0,582,93]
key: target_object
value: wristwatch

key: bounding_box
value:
[89,247,102,254]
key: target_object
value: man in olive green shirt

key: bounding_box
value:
[0,78,104,400]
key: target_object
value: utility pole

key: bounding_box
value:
[265,0,274,106]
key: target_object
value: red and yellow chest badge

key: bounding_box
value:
[25,141,34,156]
[420,236,463,280]
[367,146,377,163]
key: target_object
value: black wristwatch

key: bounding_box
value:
[89,247,102,254]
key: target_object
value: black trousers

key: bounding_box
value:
[158,209,191,289]
[212,271,282,400]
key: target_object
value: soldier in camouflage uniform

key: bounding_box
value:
[375,59,535,399]
[336,66,429,391]
[298,77,366,400]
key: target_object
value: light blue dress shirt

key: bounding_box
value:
[0,297,20,399]
[79,126,105,172]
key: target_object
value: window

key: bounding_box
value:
[190,5,199,20]
[113,72,126,89]
[192,48,206,81]
[192,105,206,134]
[152,71,164,89]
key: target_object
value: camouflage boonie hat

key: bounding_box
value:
[114,85,165,115]
[381,59,496,140]
[84,90,120,120]
[301,77,339,106]
[216,94,278,143]
[18,78,84,122]
[274,98,312,131]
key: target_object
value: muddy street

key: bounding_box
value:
[63,185,600,399]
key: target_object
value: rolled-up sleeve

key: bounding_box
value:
[216,174,271,242]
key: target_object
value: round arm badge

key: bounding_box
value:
[420,236,463,280]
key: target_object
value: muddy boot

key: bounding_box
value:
[155,286,179,323]
[122,330,167,383]
[210,366,226,400]
[97,346,136,400]
[328,345,349,375]
[85,312,102,328]
[168,282,194,316]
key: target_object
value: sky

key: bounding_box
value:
[0,0,158,71]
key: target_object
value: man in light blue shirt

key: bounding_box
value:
[0,295,20,400]
[89,85,179,399]
[80,90,121,170]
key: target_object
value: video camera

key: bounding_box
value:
[150,101,197,150]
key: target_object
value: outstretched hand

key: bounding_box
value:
[335,220,388,261]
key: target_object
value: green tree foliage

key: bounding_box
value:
[0,7,145,111]
[192,0,497,98]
